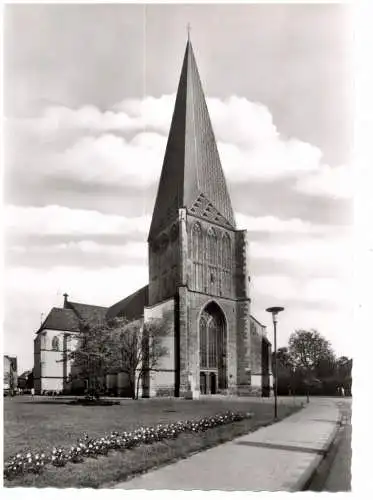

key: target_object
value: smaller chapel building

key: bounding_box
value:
[34,38,272,398]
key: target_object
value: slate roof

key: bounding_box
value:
[66,302,108,325]
[37,307,81,333]
[106,285,149,321]
[148,40,236,240]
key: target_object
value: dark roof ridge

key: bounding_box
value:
[66,301,108,310]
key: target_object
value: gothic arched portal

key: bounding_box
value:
[199,302,227,394]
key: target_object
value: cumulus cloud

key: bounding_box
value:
[236,213,331,234]
[10,240,148,262]
[295,164,353,199]
[5,205,151,236]
[7,94,351,198]
[20,95,175,137]
[253,274,350,308]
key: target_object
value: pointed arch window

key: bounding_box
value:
[52,336,60,351]
[208,317,219,369]
[192,223,203,261]
[207,228,218,265]
[200,314,208,369]
[207,228,218,294]
[191,223,203,290]
[222,233,232,295]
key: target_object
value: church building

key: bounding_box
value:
[34,38,272,398]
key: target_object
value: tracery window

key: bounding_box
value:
[200,314,208,368]
[191,223,203,290]
[208,317,218,369]
[222,233,232,295]
[207,228,218,294]
[199,304,227,391]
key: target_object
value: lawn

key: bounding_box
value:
[4,396,302,488]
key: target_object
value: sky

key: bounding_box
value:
[3,3,353,373]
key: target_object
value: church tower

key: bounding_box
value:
[146,38,252,397]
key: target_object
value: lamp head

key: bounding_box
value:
[266,306,284,323]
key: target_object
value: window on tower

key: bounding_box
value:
[191,222,203,291]
[222,233,232,295]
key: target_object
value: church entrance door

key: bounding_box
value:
[199,302,227,394]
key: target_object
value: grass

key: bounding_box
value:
[4,395,302,488]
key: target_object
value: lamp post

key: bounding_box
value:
[266,306,284,420]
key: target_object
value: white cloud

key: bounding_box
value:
[9,94,349,197]
[253,274,350,308]
[5,205,151,236]
[236,213,329,234]
[54,133,165,187]
[208,96,279,147]
[10,240,148,262]
[26,95,175,137]
[295,164,353,199]
[250,237,352,278]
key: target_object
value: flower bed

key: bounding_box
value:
[4,410,251,481]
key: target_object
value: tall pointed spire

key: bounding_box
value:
[149,39,236,240]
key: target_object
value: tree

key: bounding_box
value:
[108,316,170,399]
[69,315,170,399]
[288,330,336,401]
[68,320,112,397]
[271,347,295,395]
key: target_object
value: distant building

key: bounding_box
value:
[4,355,18,394]
[33,38,272,398]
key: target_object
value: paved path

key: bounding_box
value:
[308,400,352,491]
[113,398,342,491]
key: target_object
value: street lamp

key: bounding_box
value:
[266,306,284,420]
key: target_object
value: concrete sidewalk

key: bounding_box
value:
[113,399,341,491]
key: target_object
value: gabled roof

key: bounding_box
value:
[66,302,108,325]
[37,307,80,334]
[148,40,236,240]
[106,285,149,321]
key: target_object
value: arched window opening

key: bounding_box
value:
[207,228,218,294]
[222,233,232,295]
[199,303,227,394]
[52,336,60,351]
[191,223,203,291]
[200,315,208,369]
[192,223,202,260]
[207,228,217,265]
[208,317,218,369]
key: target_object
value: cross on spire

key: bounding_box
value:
[187,22,191,41]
